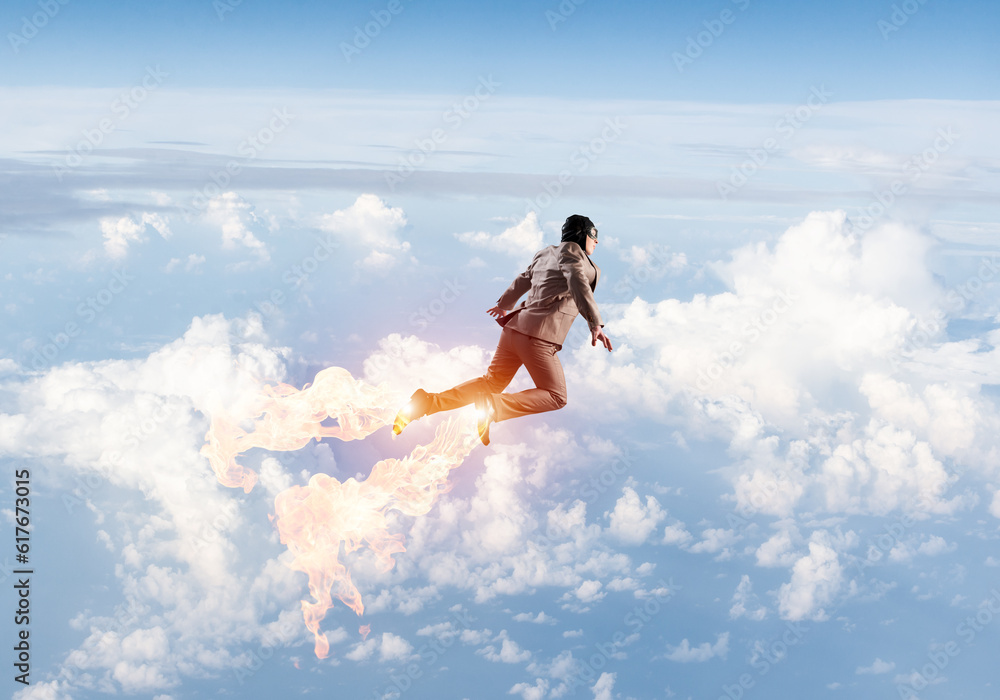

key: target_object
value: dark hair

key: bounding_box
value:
[560,214,594,251]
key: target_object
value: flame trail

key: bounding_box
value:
[200,365,481,658]
[274,416,479,658]
[201,366,402,493]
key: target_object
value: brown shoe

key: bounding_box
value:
[393,389,431,436]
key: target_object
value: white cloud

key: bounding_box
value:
[732,467,804,518]
[385,426,642,614]
[513,611,555,624]
[857,657,895,674]
[606,487,666,545]
[777,537,844,621]
[416,621,457,639]
[479,631,532,664]
[592,671,616,700]
[816,422,962,516]
[990,489,1000,519]
[568,211,999,531]
[509,678,548,700]
[460,628,494,645]
[204,192,270,261]
[101,212,171,258]
[121,627,170,661]
[573,580,605,604]
[860,373,989,467]
[755,528,799,568]
[13,680,74,700]
[456,211,544,262]
[688,528,739,557]
[361,332,492,391]
[0,314,308,695]
[662,523,692,546]
[547,499,588,538]
[319,193,410,271]
[606,577,639,592]
[345,638,377,662]
[729,575,767,621]
[664,632,729,662]
[889,534,957,563]
[379,633,415,662]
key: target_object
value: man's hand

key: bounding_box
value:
[487,306,507,319]
[591,326,613,352]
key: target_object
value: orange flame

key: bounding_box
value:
[274,415,479,658]
[200,365,481,659]
[359,624,371,640]
[200,366,402,493]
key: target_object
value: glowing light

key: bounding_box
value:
[274,414,479,658]
[201,366,402,493]
[200,365,481,658]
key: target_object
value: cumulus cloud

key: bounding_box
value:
[989,489,1000,519]
[509,678,548,700]
[13,679,74,700]
[664,632,729,663]
[592,671,616,700]
[319,193,410,271]
[345,638,377,662]
[479,631,532,664]
[204,192,270,261]
[573,580,605,604]
[687,528,739,558]
[777,536,844,621]
[616,243,686,271]
[567,210,999,533]
[101,212,171,258]
[11,206,998,694]
[0,314,307,695]
[378,633,415,662]
[857,657,895,674]
[600,212,943,422]
[755,528,800,568]
[729,575,767,620]
[662,522,693,546]
[888,535,956,563]
[606,487,667,545]
[456,211,544,263]
[390,427,641,611]
[513,611,555,624]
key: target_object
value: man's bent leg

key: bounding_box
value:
[491,331,567,421]
[423,327,522,416]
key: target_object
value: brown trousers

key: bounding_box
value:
[425,327,567,422]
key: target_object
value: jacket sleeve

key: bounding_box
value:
[495,251,539,310]
[559,245,603,330]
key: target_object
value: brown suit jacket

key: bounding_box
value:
[495,242,603,348]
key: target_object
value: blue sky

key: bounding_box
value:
[2,1,1000,700]
[3,0,999,99]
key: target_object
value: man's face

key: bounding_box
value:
[585,227,598,255]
